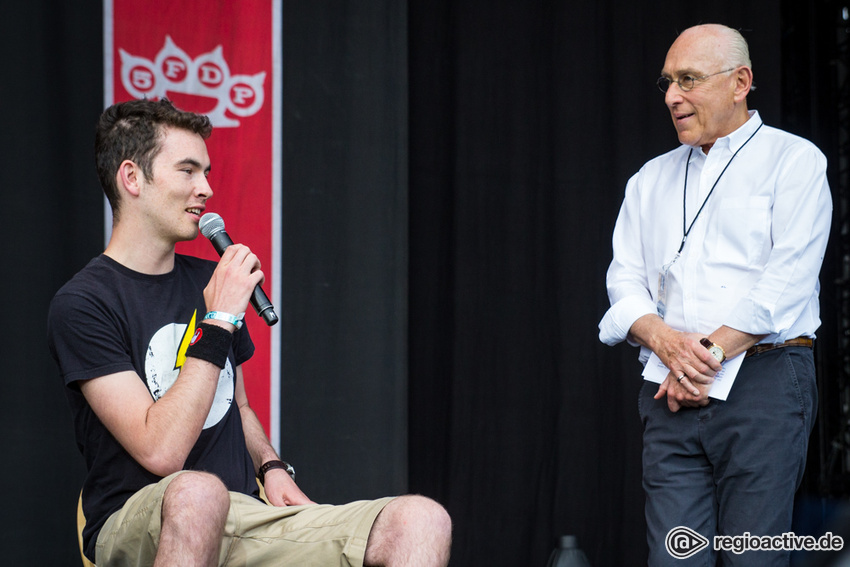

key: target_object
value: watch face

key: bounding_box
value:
[709,346,724,361]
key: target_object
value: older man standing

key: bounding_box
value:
[599,24,832,565]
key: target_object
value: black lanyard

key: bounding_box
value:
[678,122,763,254]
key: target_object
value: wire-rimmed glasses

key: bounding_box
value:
[657,68,738,93]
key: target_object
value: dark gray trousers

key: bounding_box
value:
[640,347,817,566]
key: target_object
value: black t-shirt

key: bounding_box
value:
[47,254,257,561]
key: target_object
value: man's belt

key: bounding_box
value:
[745,337,813,358]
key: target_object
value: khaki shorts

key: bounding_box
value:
[96,471,394,566]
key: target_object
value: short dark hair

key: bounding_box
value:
[95,98,212,219]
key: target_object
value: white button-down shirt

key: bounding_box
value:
[598,111,832,362]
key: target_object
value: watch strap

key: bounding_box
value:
[257,459,296,484]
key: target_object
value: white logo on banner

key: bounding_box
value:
[120,35,266,127]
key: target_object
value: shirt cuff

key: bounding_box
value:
[599,296,657,346]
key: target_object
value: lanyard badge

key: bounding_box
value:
[656,253,680,319]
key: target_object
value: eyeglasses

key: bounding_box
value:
[656,68,737,93]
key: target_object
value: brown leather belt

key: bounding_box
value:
[745,337,813,357]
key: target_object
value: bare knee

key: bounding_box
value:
[366,495,452,566]
[156,473,230,565]
[162,471,230,526]
[391,495,452,539]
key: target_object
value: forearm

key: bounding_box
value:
[233,366,279,472]
[142,358,222,466]
[628,313,678,352]
[81,355,224,477]
[239,402,279,472]
[707,326,766,360]
[130,316,241,474]
[139,320,240,472]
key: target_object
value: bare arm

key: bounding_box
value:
[235,366,314,506]
[80,358,223,476]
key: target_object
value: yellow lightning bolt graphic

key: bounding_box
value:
[174,310,198,371]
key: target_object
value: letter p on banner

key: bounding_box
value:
[104,0,283,449]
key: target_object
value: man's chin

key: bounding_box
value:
[676,133,702,149]
[674,129,691,144]
[178,228,201,242]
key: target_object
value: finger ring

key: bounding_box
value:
[676,375,686,382]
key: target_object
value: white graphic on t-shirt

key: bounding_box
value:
[145,322,232,429]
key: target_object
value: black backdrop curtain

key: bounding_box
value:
[1,0,840,565]
[2,3,105,566]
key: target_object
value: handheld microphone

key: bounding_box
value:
[199,213,279,326]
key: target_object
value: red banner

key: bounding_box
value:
[104,0,282,447]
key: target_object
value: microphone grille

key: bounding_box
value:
[199,213,225,238]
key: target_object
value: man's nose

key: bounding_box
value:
[665,82,684,106]
[197,176,213,199]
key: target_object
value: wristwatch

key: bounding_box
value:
[700,337,726,363]
[257,460,296,484]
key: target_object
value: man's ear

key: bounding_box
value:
[117,160,144,197]
[733,66,754,103]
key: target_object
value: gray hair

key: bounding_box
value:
[721,27,753,69]
[682,24,755,91]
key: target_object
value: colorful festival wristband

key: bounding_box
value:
[203,310,244,329]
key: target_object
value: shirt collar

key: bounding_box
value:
[701,110,762,157]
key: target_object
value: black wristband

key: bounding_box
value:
[185,322,233,369]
